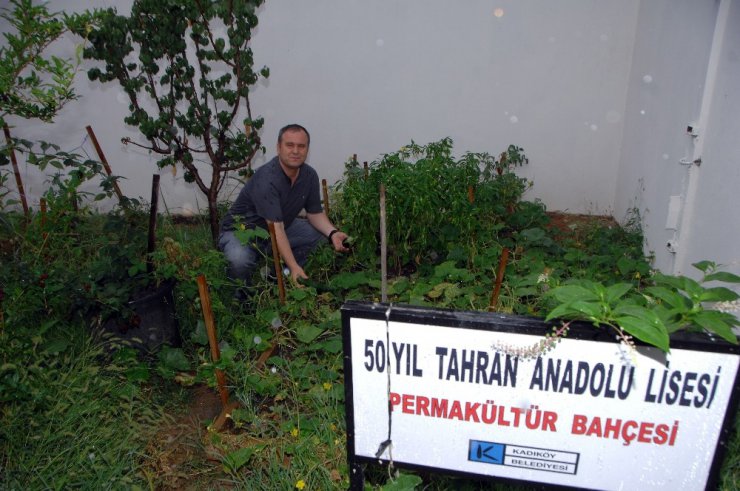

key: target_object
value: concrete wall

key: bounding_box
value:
[4,0,639,216]
[614,0,740,285]
[4,0,738,287]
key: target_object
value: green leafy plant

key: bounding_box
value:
[0,0,97,126]
[545,261,740,352]
[78,0,269,241]
[334,138,530,272]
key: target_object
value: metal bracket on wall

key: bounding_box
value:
[679,157,702,167]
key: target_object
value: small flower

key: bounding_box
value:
[253,335,262,345]
[295,480,306,490]
[270,366,277,374]
[239,223,246,231]
[322,382,332,391]
[291,427,299,437]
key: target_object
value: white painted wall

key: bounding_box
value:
[614,0,740,284]
[673,0,740,281]
[613,0,719,273]
[4,0,639,216]
[4,0,737,284]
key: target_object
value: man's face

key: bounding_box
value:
[277,129,309,170]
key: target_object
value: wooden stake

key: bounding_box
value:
[3,125,29,218]
[40,198,47,227]
[196,274,230,407]
[40,198,48,243]
[85,125,124,203]
[489,247,510,311]
[467,185,475,204]
[321,178,330,216]
[363,161,369,180]
[146,175,160,275]
[267,222,286,305]
[380,184,387,303]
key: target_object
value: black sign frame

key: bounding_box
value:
[342,300,740,490]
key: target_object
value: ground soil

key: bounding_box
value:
[142,384,229,490]
[546,211,618,238]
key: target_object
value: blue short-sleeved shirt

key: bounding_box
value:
[220,156,323,233]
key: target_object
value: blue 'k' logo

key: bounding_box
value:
[469,440,504,465]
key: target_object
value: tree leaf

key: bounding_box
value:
[550,284,599,303]
[296,323,323,344]
[699,287,739,303]
[693,311,739,344]
[605,283,633,304]
[645,286,689,310]
[615,315,670,352]
[704,271,740,284]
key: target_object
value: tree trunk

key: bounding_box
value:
[208,194,220,246]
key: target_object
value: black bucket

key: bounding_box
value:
[97,279,180,354]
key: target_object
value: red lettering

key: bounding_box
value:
[571,414,587,434]
[464,402,480,422]
[390,392,400,409]
[586,416,603,437]
[402,394,414,414]
[431,398,448,418]
[449,400,463,420]
[638,422,654,443]
[416,395,430,416]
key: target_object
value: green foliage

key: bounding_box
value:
[334,138,531,271]
[78,0,268,240]
[545,262,740,352]
[0,0,98,125]
[0,322,163,489]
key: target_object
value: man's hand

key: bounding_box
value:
[330,230,350,252]
[289,265,309,287]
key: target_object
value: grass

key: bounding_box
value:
[0,324,169,490]
[1,204,738,490]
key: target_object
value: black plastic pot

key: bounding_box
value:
[97,279,180,354]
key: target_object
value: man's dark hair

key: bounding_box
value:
[278,124,310,146]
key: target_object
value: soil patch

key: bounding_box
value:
[142,384,228,490]
[546,211,618,239]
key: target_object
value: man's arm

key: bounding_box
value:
[268,220,307,284]
[306,212,349,252]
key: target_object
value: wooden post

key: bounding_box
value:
[321,178,330,216]
[40,198,48,243]
[267,222,286,305]
[85,125,124,203]
[146,175,160,275]
[467,185,475,204]
[489,247,510,311]
[380,184,387,303]
[196,274,230,407]
[40,198,47,227]
[363,161,369,180]
[3,125,29,218]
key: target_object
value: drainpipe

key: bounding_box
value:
[670,0,731,275]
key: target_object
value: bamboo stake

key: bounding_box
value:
[40,198,48,243]
[363,161,369,180]
[467,185,475,204]
[85,125,124,203]
[3,125,29,218]
[196,274,230,407]
[146,175,160,275]
[488,247,510,311]
[380,184,387,303]
[321,178,330,216]
[267,222,286,305]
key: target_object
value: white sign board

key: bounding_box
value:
[342,302,740,490]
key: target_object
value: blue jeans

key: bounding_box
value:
[218,218,324,287]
